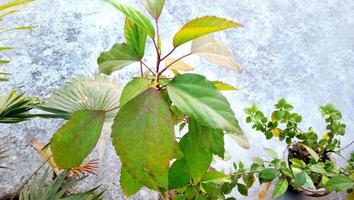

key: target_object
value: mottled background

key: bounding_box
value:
[0,0,353,199]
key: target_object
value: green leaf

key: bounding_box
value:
[120,167,142,196]
[97,43,139,75]
[173,16,241,47]
[272,179,288,198]
[168,158,191,189]
[259,168,278,183]
[293,171,306,189]
[292,168,316,190]
[39,77,122,120]
[302,144,319,162]
[237,183,248,196]
[125,18,147,59]
[0,60,10,64]
[201,171,231,184]
[325,175,354,192]
[167,73,238,132]
[177,119,224,182]
[226,124,250,149]
[107,0,155,38]
[119,78,151,107]
[51,110,106,168]
[111,88,175,190]
[212,81,237,91]
[140,0,165,19]
[0,91,36,123]
[309,163,327,174]
[242,173,255,188]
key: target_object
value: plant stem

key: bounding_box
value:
[337,140,354,152]
[158,53,192,75]
[153,19,161,83]
[105,105,120,113]
[140,61,143,77]
[11,157,51,200]
[141,61,156,75]
[161,47,176,61]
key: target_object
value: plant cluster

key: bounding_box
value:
[245,99,354,197]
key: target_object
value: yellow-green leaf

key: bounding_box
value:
[140,0,165,19]
[107,0,155,38]
[192,35,241,72]
[0,0,33,11]
[212,81,237,91]
[173,16,242,47]
[119,77,151,107]
[51,110,106,168]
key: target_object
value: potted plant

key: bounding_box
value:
[36,0,252,199]
[244,99,354,198]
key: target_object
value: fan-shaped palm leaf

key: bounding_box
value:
[19,169,103,200]
[0,91,37,123]
[39,77,122,120]
[0,146,9,169]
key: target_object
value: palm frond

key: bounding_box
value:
[38,77,122,120]
[0,146,9,169]
[0,91,37,123]
[19,169,103,200]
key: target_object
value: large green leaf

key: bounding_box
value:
[177,119,224,183]
[98,43,139,75]
[173,16,241,47]
[125,18,147,59]
[120,167,142,196]
[111,88,175,190]
[0,91,36,123]
[140,0,165,19]
[119,77,151,107]
[258,168,278,183]
[167,73,238,132]
[39,77,122,120]
[51,110,106,168]
[325,175,354,192]
[168,158,191,189]
[107,0,155,38]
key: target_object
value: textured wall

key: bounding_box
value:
[0,0,354,199]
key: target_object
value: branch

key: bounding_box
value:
[140,61,143,77]
[141,61,155,75]
[158,53,192,75]
[337,140,354,152]
[161,47,176,61]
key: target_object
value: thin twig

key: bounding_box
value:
[161,47,176,61]
[140,61,143,77]
[331,151,349,162]
[158,53,192,75]
[337,140,354,152]
[141,61,155,75]
[11,157,51,200]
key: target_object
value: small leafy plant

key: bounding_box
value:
[245,99,354,197]
[39,0,249,199]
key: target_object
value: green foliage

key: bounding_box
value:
[0,145,9,169]
[167,73,239,132]
[51,110,106,168]
[0,91,37,123]
[19,169,103,200]
[111,89,175,190]
[173,16,241,47]
[41,1,245,198]
[272,178,288,198]
[244,99,354,197]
